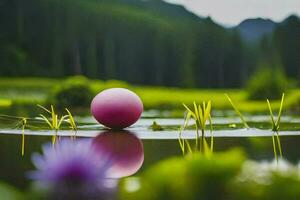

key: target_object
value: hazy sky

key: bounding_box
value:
[165,0,300,26]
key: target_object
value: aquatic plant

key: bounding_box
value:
[65,108,77,139]
[119,149,245,200]
[120,150,300,200]
[226,93,285,163]
[150,121,163,131]
[0,105,77,154]
[47,76,94,109]
[179,101,213,156]
[21,118,27,156]
[247,67,289,100]
[0,114,35,156]
[267,93,285,163]
[29,139,108,184]
[14,117,28,156]
[28,139,115,199]
[225,94,249,128]
[38,105,68,146]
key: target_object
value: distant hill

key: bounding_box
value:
[1,0,299,88]
[236,18,276,42]
[121,0,202,21]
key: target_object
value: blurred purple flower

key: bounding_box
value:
[29,139,110,186]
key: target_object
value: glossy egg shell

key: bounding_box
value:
[91,88,143,129]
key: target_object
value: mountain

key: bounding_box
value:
[121,0,202,21]
[236,18,276,42]
[2,0,246,88]
[2,0,299,88]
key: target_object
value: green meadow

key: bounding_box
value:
[1,77,300,115]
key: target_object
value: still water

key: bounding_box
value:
[0,117,300,190]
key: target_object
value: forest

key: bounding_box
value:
[1,0,300,88]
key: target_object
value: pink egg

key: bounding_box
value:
[92,131,144,178]
[91,88,143,129]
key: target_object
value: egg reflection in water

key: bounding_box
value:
[92,131,144,179]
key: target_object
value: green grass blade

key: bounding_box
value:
[52,135,56,146]
[275,131,283,158]
[179,110,191,156]
[204,101,211,123]
[272,134,278,164]
[58,115,68,129]
[183,103,197,124]
[209,115,213,152]
[185,140,193,154]
[39,114,53,129]
[178,138,185,155]
[203,138,212,158]
[198,105,204,129]
[51,105,55,114]
[276,93,285,128]
[268,97,283,162]
[183,112,192,129]
[51,105,55,126]
[53,114,58,130]
[225,94,249,129]
[65,108,77,130]
[266,99,276,130]
[178,127,185,156]
[37,104,51,114]
[183,104,195,117]
[21,118,27,156]
[193,102,201,126]
[202,102,207,118]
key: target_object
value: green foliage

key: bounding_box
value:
[119,149,245,200]
[48,76,93,109]
[0,182,22,200]
[38,105,69,145]
[120,150,300,200]
[234,161,300,200]
[3,77,300,114]
[247,67,289,100]
[180,101,213,156]
[267,94,285,132]
[260,174,300,199]
[267,94,285,162]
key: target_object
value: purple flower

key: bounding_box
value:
[29,139,111,186]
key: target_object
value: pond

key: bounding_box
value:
[0,116,300,191]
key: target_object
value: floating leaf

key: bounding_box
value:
[150,121,163,131]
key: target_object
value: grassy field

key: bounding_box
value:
[0,77,300,115]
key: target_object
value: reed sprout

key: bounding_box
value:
[65,108,77,139]
[13,117,28,156]
[267,93,284,163]
[179,101,213,157]
[0,106,77,153]
[21,118,27,156]
[38,105,68,146]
